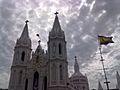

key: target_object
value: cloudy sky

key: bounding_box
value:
[0,0,120,89]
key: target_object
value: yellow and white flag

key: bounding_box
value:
[98,35,114,45]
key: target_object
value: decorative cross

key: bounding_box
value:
[38,40,41,45]
[55,12,58,15]
[75,56,77,60]
[36,34,41,45]
[25,20,29,24]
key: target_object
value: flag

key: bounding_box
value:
[98,35,114,45]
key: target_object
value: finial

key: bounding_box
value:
[25,20,29,24]
[38,40,41,45]
[75,56,77,61]
[55,12,58,16]
[36,34,41,45]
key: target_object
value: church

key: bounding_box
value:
[8,13,89,90]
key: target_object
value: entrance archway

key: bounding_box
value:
[33,71,39,90]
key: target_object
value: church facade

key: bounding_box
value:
[8,13,89,90]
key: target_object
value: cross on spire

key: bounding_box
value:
[25,20,29,24]
[36,34,41,45]
[75,56,77,61]
[38,40,41,45]
[19,20,30,43]
[55,12,58,16]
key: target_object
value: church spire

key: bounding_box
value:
[98,81,103,90]
[35,34,44,54]
[71,56,83,77]
[16,20,31,47]
[35,40,44,54]
[20,20,29,39]
[49,12,65,38]
[52,12,61,32]
[74,56,80,73]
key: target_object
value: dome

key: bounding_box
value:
[71,72,84,78]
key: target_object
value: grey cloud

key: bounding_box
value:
[92,0,120,18]
[115,55,120,60]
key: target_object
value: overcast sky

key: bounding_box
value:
[0,0,120,89]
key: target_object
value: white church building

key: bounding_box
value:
[8,13,89,90]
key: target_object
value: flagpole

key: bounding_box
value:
[99,45,110,90]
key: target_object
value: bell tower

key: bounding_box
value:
[47,12,68,90]
[8,20,31,90]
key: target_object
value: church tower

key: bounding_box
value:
[47,12,68,90]
[8,20,31,90]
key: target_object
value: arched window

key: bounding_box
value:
[51,64,56,81]
[21,51,25,61]
[18,70,23,84]
[59,65,63,80]
[53,43,56,54]
[59,43,62,54]
[33,71,39,90]
[25,79,28,90]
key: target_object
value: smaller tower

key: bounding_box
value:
[74,56,80,74]
[8,20,31,90]
[28,35,48,90]
[116,71,120,89]
[72,56,84,77]
[69,56,89,90]
[32,41,44,90]
[32,40,45,67]
[98,81,103,90]
[35,40,44,56]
